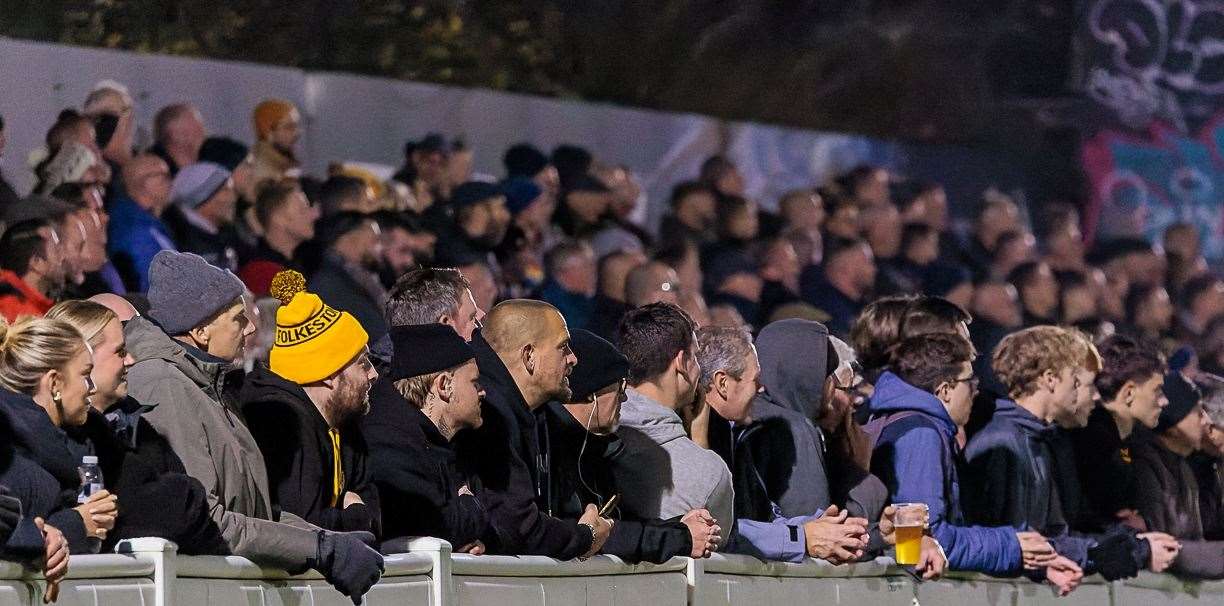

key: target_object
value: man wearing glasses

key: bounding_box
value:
[868,332,1055,578]
[544,329,719,563]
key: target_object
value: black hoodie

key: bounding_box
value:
[454,330,594,558]
[362,376,495,550]
[242,365,380,535]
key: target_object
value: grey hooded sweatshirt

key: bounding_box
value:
[740,319,886,521]
[124,317,320,569]
[613,388,734,528]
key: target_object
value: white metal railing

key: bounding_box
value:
[3,538,1223,605]
[1,541,159,606]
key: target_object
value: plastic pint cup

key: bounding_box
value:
[893,502,928,565]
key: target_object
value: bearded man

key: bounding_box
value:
[244,270,382,535]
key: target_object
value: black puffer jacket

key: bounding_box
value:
[0,388,94,553]
[544,402,691,563]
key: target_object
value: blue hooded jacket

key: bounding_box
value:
[867,372,1022,575]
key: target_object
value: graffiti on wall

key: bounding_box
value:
[1079,0,1224,260]
[1084,0,1223,133]
[1081,113,1224,260]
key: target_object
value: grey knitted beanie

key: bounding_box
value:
[147,250,245,335]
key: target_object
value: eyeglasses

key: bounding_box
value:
[948,373,979,390]
[833,360,864,393]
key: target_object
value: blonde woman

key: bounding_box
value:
[0,315,116,556]
[46,300,229,556]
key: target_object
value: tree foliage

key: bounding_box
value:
[0,0,1074,143]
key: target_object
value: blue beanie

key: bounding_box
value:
[171,162,231,209]
[502,177,543,216]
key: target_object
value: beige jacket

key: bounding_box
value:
[251,140,299,186]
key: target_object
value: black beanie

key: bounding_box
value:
[199,137,251,173]
[1156,372,1201,433]
[503,143,548,178]
[568,329,629,402]
[93,113,119,150]
[389,324,476,381]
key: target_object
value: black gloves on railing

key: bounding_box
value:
[313,530,385,605]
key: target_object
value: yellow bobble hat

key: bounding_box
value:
[268,270,368,384]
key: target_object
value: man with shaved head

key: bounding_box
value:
[625,261,681,308]
[88,293,139,321]
[456,299,613,558]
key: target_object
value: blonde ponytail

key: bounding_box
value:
[0,315,87,396]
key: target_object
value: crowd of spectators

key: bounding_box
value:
[0,80,1222,603]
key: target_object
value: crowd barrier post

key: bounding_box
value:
[115,537,177,606]
[402,536,454,606]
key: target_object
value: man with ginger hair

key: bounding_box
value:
[455,299,613,558]
[251,99,302,185]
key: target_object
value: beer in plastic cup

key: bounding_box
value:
[893,502,928,565]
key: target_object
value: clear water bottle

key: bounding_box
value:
[77,455,104,504]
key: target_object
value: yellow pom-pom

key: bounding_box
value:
[269,270,307,305]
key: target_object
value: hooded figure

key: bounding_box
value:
[735,319,885,522]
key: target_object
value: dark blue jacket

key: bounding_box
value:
[963,399,1096,569]
[867,372,1021,575]
[798,266,862,338]
[0,389,92,553]
[106,196,176,292]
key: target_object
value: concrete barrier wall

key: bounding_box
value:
[4,537,1222,605]
[0,549,157,606]
[451,553,690,606]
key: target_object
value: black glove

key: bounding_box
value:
[1088,528,1143,581]
[0,487,21,546]
[313,531,385,605]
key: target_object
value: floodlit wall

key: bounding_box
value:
[0,36,1029,231]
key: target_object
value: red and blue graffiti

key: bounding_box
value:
[1082,112,1224,262]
